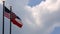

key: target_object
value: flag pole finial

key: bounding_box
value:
[3,0,5,5]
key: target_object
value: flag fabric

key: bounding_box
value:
[4,6,23,28]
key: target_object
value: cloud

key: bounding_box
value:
[25,0,60,34]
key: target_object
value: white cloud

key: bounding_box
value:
[25,0,60,34]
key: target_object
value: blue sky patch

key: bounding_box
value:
[28,0,45,7]
[51,27,60,34]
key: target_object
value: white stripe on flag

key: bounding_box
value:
[15,18,23,25]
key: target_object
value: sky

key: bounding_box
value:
[0,0,60,34]
[51,27,60,34]
[28,0,43,6]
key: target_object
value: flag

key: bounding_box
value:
[4,6,23,28]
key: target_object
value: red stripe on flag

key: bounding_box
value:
[4,12,10,19]
[11,18,23,28]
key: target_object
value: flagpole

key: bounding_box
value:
[2,1,5,34]
[10,6,12,34]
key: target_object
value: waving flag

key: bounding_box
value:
[4,6,23,28]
